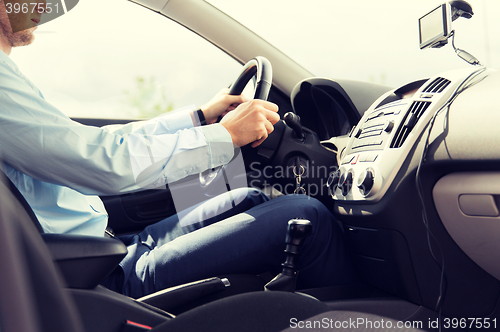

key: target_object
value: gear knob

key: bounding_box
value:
[265,219,312,292]
[286,219,313,248]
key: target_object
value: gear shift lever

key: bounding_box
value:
[265,219,313,292]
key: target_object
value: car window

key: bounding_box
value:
[10,0,244,119]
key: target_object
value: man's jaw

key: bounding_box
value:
[13,29,36,47]
[0,9,38,51]
[2,28,36,49]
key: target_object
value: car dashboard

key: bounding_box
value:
[294,66,500,320]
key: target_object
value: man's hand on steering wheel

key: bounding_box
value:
[201,88,247,125]
[198,56,277,189]
[220,100,279,148]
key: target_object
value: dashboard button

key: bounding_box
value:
[359,130,383,139]
[365,154,378,162]
[360,153,378,162]
[367,111,385,121]
[341,155,355,165]
[384,120,395,133]
[362,123,384,132]
[352,140,383,150]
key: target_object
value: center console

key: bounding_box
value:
[326,67,484,203]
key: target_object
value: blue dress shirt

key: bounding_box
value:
[0,50,234,236]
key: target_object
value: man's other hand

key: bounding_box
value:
[220,100,279,148]
[201,88,247,124]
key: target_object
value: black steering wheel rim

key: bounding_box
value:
[228,56,272,100]
[199,56,272,189]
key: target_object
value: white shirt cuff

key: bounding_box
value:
[200,123,234,167]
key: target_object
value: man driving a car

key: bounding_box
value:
[0,0,357,298]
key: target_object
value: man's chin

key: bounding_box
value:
[11,29,35,47]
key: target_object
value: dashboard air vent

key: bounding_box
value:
[422,77,451,93]
[390,101,432,148]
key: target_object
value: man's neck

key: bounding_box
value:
[0,34,12,55]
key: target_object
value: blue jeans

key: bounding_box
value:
[103,188,356,298]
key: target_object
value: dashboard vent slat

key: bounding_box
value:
[422,77,451,93]
[390,101,432,148]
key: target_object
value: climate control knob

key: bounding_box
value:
[339,169,354,197]
[357,168,375,196]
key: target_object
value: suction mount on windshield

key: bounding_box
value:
[418,0,481,66]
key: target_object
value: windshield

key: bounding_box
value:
[208,0,500,87]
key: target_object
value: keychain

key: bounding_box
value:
[293,164,306,195]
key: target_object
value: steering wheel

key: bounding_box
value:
[227,56,272,100]
[199,56,273,189]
